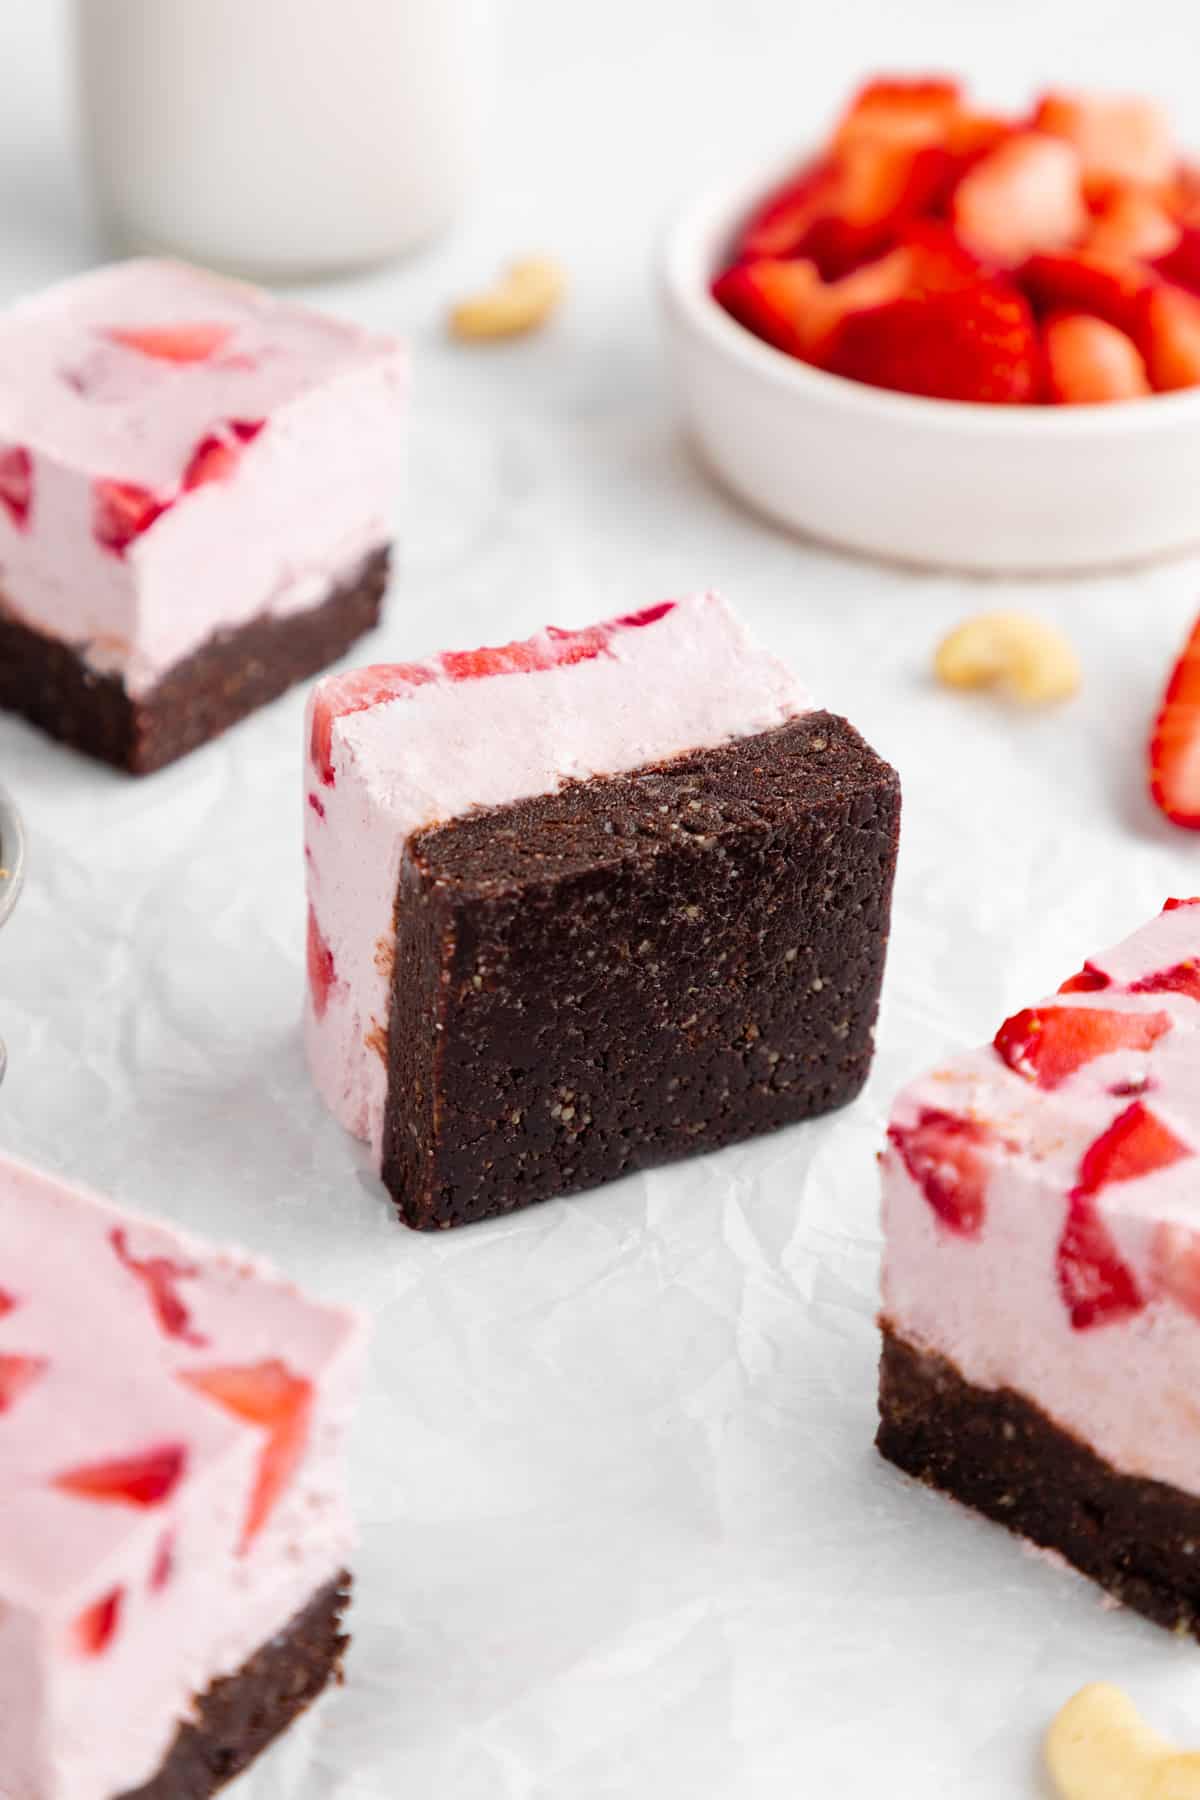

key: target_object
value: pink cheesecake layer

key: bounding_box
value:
[302,593,814,1160]
[0,259,405,695]
[882,898,1200,1497]
[0,1153,363,1800]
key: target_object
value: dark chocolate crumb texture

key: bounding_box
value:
[0,548,388,775]
[118,1575,351,1800]
[382,712,900,1229]
[878,1329,1200,1640]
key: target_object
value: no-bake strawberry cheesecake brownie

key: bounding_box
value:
[879,899,1200,1637]
[304,593,900,1229]
[0,258,406,773]
[0,1153,363,1798]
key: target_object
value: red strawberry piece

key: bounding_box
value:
[823,276,1040,404]
[1149,612,1200,828]
[1130,959,1200,1001]
[1033,92,1176,188]
[1154,228,1200,297]
[92,480,169,557]
[540,623,613,667]
[1056,1193,1144,1329]
[614,601,675,629]
[182,433,239,492]
[1164,897,1200,911]
[71,1587,123,1657]
[1042,311,1151,404]
[736,159,839,262]
[1019,250,1156,338]
[713,252,902,362]
[228,418,266,444]
[309,662,436,786]
[308,793,326,821]
[887,1107,993,1238]
[0,1353,46,1414]
[952,133,1088,266]
[55,1443,187,1509]
[994,1004,1171,1087]
[110,1227,207,1347]
[150,1531,175,1593]
[1086,187,1180,261]
[307,906,338,1019]
[1059,962,1112,993]
[0,1287,16,1317]
[0,445,33,530]
[833,76,963,154]
[1075,1099,1192,1196]
[103,322,233,364]
[1136,284,1200,392]
[181,1360,313,1549]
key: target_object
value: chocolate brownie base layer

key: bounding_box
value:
[877,1326,1200,1639]
[384,711,900,1230]
[118,1573,351,1800]
[0,548,389,775]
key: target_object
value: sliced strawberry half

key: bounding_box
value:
[1149,612,1200,828]
[1058,961,1112,993]
[103,322,233,364]
[1033,92,1176,188]
[0,1353,46,1414]
[309,662,437,785]
[1136,284,1200,391]
[306,906,338,1019]
[110,1227,207,1347]
[55,1443,187,1509]
[1075,1099,1193,1195]
[1056,1193,1145,1329]
[1042,311,1151,403]
[994,1004,1171,1087]
[181,1360,313,1549]
[92,480,170,557]
[1019,250,1156,338]
[952,132,1088,266]
[1130,959,1200,1001]
[833,76,963,153]
[1085,186,1180,261]
[71,1587,123,1657]
[886,1107,994,1238]
[823,276,1040,404]
[0,445,33,530]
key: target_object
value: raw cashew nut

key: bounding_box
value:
[934,610,1081,704]
[1046,1683,1200,1799]
[449,257,567,340]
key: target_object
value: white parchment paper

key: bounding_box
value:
[5,3,1200,1794]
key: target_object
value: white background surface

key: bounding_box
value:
[3,3,1200,1795]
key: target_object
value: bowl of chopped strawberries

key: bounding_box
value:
[660,76,1200,572]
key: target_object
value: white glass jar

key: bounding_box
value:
[74,0,493,279]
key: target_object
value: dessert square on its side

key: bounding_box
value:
[0,258,406,773]
[305,593,901,1229]
[0,1153,362,1799]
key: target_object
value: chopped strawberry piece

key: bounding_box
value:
[1085,187,1180,261]
[149,1531,175,1593]
[1056,1194,1144,1329]
[110,1227,207,1347]
[55,1443,187,1509]
[0,1287,17,1317]
[182,433,239,491]
[307,793,326,821]
[92,480,169,557]
[1076,1099,1192,1195]
[1149,612,1200,828]
[1059,962,1112,993]
[887,1107,993,1237]
[440,626,614,683]
[1042,312,1151,403]
[1164,897,1200,911]
[1033,92,1176,188]
[0,445,33,530]
[1152,1222,1200,1319]
[1130,959,1200,1001]
[1154,228,1200,297]
[952,133,1088,265]
[104,322,233,364]
[1019,250,1156,338]
[614,601,676,629]
[994,1004,1171,1087]
[0,1353,46,1413]
[714,251,902,362]
[307,906,338,1019]
[1136,284,1200,391]
[228,418,266,444]
[181,1360,313,1548]
[823,276,1040,404]
[71,1588,123,1657]
[833,76,962,153]
[309,662,436,785]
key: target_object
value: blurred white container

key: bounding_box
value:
[75,0,493,279]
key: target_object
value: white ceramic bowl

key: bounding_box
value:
[660,157,1200,574]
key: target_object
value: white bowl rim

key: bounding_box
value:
[660,148,1200,436]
